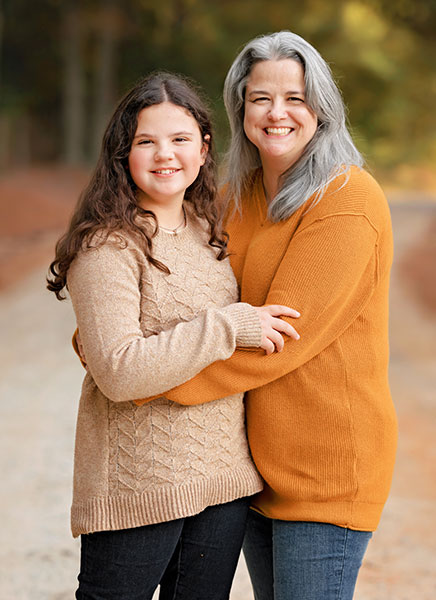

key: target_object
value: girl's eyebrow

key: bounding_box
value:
[133,130,194,139]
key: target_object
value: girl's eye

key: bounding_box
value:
[174,137,189,143]
[138,139,152,145]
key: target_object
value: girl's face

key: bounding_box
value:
[243,59,318,174]
[128,102,208,212]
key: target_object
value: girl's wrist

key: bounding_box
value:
[220,302,262,348]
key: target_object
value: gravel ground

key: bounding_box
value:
[0,203,435,599]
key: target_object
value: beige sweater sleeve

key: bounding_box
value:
[67,239,261,403]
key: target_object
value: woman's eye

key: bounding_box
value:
[252,97,269,103]
[288,97,304,103]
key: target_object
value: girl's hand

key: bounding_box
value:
[253,305,300,355]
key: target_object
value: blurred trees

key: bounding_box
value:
[0,0,435,178]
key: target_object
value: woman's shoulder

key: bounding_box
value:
[309,166,389,223]
[326,166,384,202]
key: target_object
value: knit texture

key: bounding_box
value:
[142,167,398,532]
[67,208,263,537]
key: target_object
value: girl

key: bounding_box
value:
[47,72,299,599]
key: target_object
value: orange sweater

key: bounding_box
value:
[140,166,397,531]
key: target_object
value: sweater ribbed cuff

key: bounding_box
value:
[220,302,262,348]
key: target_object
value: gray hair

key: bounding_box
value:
[223,31,364,221]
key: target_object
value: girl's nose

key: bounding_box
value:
[155,144,174,161]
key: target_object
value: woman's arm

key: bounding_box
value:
[135,212,379,406]
[68,241,297,403]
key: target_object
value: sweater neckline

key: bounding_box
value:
[156,219,191,241]
[253,169,268,225]
[158,205,187,235]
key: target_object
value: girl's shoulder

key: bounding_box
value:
[70,228,145,277]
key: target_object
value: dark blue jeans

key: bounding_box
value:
[76,496,250,600]
[243,509,372,600]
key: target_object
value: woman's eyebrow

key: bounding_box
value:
[246,90,270,97]
[247,89,305,97]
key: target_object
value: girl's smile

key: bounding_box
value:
[151,168,181,176]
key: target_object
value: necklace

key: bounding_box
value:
[159,206,187,235]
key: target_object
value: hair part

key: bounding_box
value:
[223,30,364,221]
[47,72,228,300]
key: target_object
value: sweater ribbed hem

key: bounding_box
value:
[221,302,262,348]
[71,465,263,537]
[251,498,386,532]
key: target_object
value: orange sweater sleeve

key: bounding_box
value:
[135,212,379,406]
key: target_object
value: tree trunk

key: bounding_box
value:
[91,0,118,161]
[0,0,3,93]
[62,0,85,164]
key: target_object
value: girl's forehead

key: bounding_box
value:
[137,102,196,123]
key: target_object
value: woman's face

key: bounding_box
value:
[243,59,318,173]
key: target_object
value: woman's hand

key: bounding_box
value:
[253,305,300,355]
[75,330,88,369]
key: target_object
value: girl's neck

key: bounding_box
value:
[139,198,185,230]
[158,205,187,234]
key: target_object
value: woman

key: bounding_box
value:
[133,32,398,599]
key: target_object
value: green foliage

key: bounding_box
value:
[1,0,435,171]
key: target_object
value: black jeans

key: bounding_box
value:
[76,496,250,600]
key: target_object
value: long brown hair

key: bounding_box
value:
[47,72,228,300]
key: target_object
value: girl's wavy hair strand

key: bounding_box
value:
[47,72,227,300]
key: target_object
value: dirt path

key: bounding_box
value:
[0,202,435,599]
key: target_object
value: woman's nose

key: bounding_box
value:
[268,101,287,121]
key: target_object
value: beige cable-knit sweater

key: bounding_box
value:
[67,209,263,537]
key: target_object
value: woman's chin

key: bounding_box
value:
[260,149,299,171]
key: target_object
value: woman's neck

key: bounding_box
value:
[261,169,281,205]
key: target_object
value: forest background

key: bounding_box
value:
[1,0,436,188]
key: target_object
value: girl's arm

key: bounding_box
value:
[68,240,296,403]
[135,212,380,406]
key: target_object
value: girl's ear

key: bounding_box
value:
[200,134,210,164]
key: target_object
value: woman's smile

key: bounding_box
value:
[264,127,294,136]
